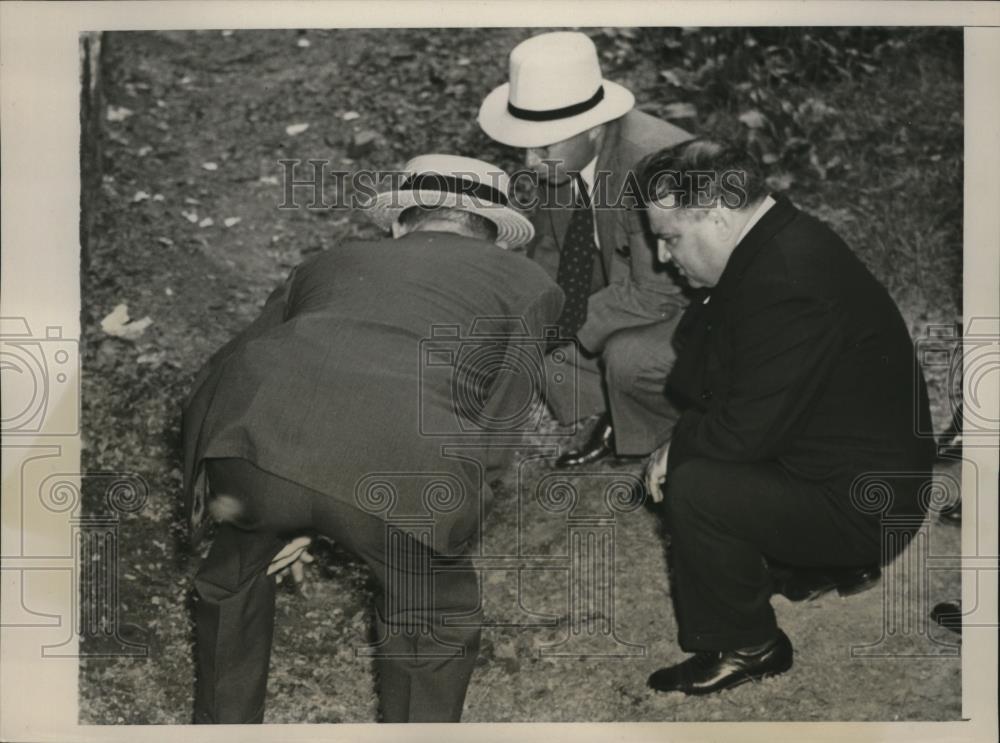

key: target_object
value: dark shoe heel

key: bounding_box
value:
[835,566,881,598]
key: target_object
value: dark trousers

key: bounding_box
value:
[662,458,908,652]
[193,458,482,723]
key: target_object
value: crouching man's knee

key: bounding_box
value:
[602,329,644,389]
[662,458,724,529]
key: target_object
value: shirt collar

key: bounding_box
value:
[711,194,799,300]
[578,157,598,196]
[735,194,776,245]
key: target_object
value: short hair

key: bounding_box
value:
[638,140,767,211]
[397,205,499,243]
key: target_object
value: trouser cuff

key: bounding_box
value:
[678,622,780,653]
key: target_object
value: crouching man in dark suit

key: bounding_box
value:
[637,141,936,694]
[182,155,563,722]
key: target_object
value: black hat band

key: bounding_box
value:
[401,173,509,207]
[507,85,605,122]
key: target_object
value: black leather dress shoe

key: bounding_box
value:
[931,600,962,634]
[938,501,961,526]
[647,630,793,695]
[555,415,615,468]
[936,410,963,460]
[771,564,881,602]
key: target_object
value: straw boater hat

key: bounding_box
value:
[365,154,534,249]
[478,31,636,149]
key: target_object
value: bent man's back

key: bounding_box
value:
[185,230,563,552]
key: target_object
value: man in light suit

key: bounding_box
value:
[182,155,563,723]
[638,141,935,694]
[479,31,696,467]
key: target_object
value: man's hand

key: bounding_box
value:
[267,535,315,591]
[644,442,671,503]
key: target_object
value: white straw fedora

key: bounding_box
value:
[479,31,635,149]
[364,154,535,249]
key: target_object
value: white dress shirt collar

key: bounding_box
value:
[735,194,777,246]
[578,157,597,196]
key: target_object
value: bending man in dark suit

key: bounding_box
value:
[479,31,695,467]
[182,155,563,722]
[637,141,936,694]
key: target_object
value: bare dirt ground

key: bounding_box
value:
[80,28,963,723]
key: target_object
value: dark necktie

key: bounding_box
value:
[555,173,596,337]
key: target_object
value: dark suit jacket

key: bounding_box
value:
[667,196,935,515]
[182,231,563,553]
[527,110,694,351]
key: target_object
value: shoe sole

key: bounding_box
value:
[836,573,881,598]
[786,584,837,602]
[682,664,794,696]
[783,573,880,602]
[552,453,614,469]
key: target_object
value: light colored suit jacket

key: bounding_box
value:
[526,109,695,351]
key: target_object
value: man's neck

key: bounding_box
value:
[410,222,482,241]
[728,203,761,240]
[732,195,776,247]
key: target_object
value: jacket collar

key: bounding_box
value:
[711,193,798,298]
[593,116,627,268]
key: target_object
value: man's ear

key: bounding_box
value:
[587,123,607,151]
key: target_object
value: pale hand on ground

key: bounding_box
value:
[267,535,315,588]
[644,442,671,503]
